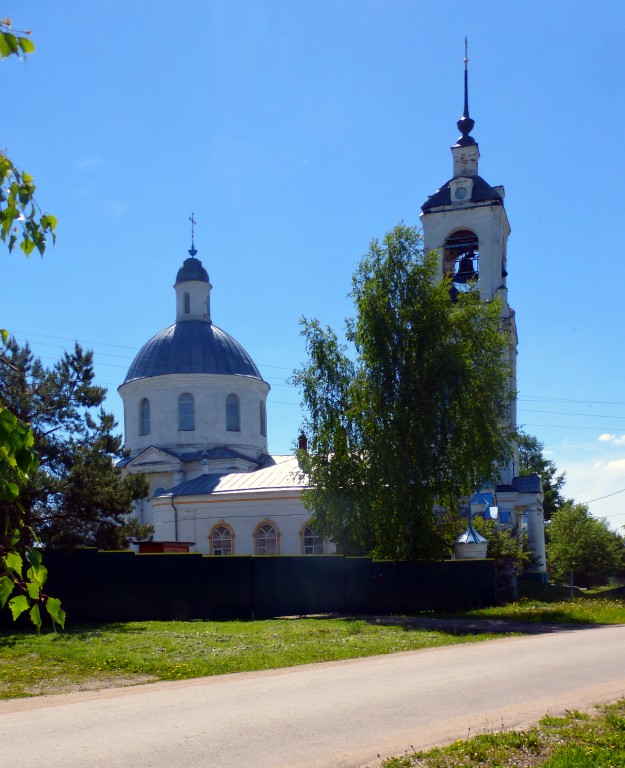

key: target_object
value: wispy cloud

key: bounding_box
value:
[74,156,103,172]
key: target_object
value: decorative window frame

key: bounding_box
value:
[209,521,235,556]
[300,522,325,555]
[253,520,280,555]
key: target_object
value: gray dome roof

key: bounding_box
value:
[123,320,263,383]
[175,257,209,284]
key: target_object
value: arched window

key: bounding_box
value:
[178,393,195,431]
[302,525,324,555]
[260,400,267,437]
[443,229,479,300]
[211,524,233,556]
[255,523,278,555]
[183,292,191,314]
[226,393,240,432]
[139,398,150,436]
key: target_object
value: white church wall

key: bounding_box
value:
[120,372,269,458]
[151,493,335,555]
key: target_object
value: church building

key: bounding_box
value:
[118,235,331,556]
[119,59,546,576]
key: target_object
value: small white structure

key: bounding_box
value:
[454,526,489,560]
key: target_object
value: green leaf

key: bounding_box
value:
[8,594,29,620]
[29,603,41,630]
[40,213,58,231]
[25,547,42,569]
[0,328,8,345]
[0,575,14,607]
[4,551,22,576]
[26,580,40,600]
[17,36,35,55]
[20,237,35,256]
[0,32,11,58]
[45,597,65,629]
[4,482,19,499]
[26,564,47,587]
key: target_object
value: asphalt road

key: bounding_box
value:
[2,624,625,768]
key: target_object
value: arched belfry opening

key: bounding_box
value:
[443,230,479,300]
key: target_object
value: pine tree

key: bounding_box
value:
[0,337,150,550]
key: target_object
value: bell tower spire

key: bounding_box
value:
[452,39,480,177]
[456,38,476,146]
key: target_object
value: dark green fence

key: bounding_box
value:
[36,549,495,623]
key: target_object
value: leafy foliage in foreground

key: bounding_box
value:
[0,20,57,256]
[0,402,64,630]
[0,618,499,699]
[0,18,59,628]
[384,701,625,767]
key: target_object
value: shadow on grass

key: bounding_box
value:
[358,614,609,635]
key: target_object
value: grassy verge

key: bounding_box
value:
[3,594,624,701]
[383,700,625,767]
[0,617,499,699]
[451,596,625,625]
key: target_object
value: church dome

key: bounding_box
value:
[175,257,209,284]
[123,320,263,383]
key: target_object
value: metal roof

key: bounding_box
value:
[421,175,503,212]
[175,257,209,284]
[512,474,542,494]
[158,455,305,497]
[122,320,263,383]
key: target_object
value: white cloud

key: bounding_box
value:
[605,459,625,473]
[597,433,625,446]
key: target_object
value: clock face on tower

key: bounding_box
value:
[454,186,468,200]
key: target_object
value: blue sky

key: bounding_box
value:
[3,1,625,529]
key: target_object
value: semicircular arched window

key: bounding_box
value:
[139,398,150,436]
[211,524,233,556]
[178,393,195,431]
[255,523,278,555]
[302,525,324,555]
[226,393,240,432]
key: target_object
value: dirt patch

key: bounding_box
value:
[2,674,158,698]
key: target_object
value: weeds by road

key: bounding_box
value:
[384,700,625,767]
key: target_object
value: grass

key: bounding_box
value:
[383,701,625,767]
[451,594,625,625]
[2,593,625,701]
[0,617,499,699]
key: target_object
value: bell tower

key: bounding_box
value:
[420,45,518,484]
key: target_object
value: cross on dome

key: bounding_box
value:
[188,212,198,258]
